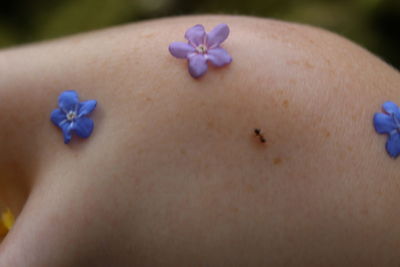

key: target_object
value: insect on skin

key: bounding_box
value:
[254,128,266,143]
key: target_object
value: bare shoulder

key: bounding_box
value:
[0,15,399,266]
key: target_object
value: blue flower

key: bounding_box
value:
[373,101,400,158]
[51,90,97,144]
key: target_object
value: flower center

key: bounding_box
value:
[66,110,77,121]
[196,44,207,54]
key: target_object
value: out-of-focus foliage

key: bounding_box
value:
[0,0,399,68]
[0,208,14,239]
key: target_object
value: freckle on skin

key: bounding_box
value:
[141,32,155,39]
[245,184,256,194]
[180,148,187,156]
[282,100,289,108]
[324,58,332,66]
[137,148,144,155]
[287,60,314,69]
[304,61,314,69]
[273,157,283,165]
[361,208,369,216]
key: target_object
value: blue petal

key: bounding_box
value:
[63,127,73,144]
[373,113,396,134]
[386,132,400,158]
[188,54,208,78]
[51,109,73,144]
[73,117,94,138]
[58,122,73,144]
[50,109,67,126]
[78,100,97,117]
[59,90,79,112]
[382,101,399,115]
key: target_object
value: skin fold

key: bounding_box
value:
[0,15,399,266]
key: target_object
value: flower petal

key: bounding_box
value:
[73,117,94,138]
[50,109,73,144]
[382,101,399,115]
[373,113,396,134]
[207,23,230,48]
[169,42,196,58]
[386,132,400,158]
[185,24,206,47]
[61,123,73,144]
[207,47,232,67]
[188,54,208,78]
[78,100,97,117]
[51,109,67,126]
[59,90,79,112]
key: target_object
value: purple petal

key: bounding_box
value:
[207,47,232,67]
[188,54,208,78]
[373,113,396,134]
[51,109,67,126]
[78,100,97,117]
[59,90,79,112]
[382,101,399,115]
[73,117,94,138]
[169,42,196,59]
[386,132,400,158]
[185,24,206,47]
[207,24,230,48]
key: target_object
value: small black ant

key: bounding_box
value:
[254,128,266,143]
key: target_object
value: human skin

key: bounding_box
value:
[0,15,400,266]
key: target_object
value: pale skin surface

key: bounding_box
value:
[0,15,400,266]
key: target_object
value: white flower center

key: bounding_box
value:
[196,44,207,54]
[66,110,77,121]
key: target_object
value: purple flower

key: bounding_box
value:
[169,24,232,78]
[51,90,97,144]
[373,101,400,158]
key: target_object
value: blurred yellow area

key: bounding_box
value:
[0,209,15,238]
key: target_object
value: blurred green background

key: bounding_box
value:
[0,0,399,69]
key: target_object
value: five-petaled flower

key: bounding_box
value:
[373,101,400,158]
[51,90,97,144]
[169,23,232,78]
